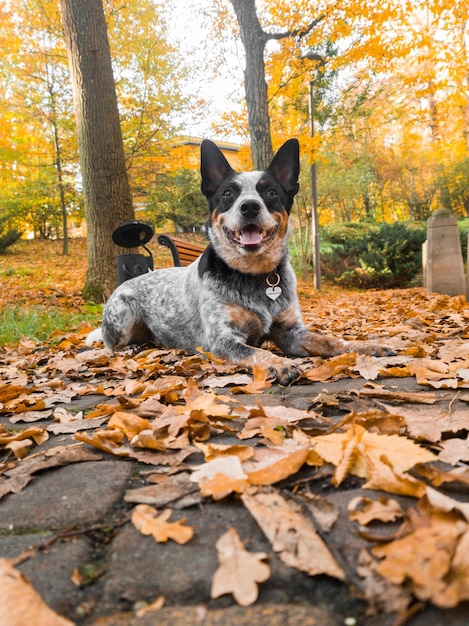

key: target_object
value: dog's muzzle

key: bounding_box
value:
[223,223,277,248]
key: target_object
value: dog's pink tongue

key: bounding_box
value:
[240,226,263,246]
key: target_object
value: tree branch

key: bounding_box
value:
[264,15,326,42]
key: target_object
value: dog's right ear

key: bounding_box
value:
[200,140,235,197]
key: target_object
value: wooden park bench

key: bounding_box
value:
[157,234,206,267]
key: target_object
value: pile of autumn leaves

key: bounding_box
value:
[1,287,469,618]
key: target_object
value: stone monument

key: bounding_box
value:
[425,208,466,297]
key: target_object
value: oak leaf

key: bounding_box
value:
[131,504,194,544]
[211,527,270,606]
[348,495,405,525]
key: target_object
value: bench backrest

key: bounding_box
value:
[157,234,206,267]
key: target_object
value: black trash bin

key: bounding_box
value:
[112,220,154,285]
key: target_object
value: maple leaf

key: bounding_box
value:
[131,504,194,544]
[241,488,345,581]
[0,559,74,626]
[211,527,270,606]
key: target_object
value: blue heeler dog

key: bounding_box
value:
[88,139,392,384]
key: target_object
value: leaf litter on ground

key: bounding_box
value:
[2,243,469,618]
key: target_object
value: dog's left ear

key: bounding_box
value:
[267,139,300,201]
[200,139,235,198]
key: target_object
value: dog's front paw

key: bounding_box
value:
[370,345,396,357]
[347,341,396,357]
[267,358,302,385]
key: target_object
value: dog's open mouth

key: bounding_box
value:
[223,224,277,248]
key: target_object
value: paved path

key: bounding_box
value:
[1,374,469,625]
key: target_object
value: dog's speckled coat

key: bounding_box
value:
[91,139,391,384]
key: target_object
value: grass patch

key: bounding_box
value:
[0,305,102,346]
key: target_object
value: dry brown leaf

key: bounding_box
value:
[311,424,437,486]
[0,444,102,500]
[241,488,345,580]
[372,509,467,604]
[0,559,74,626]
[108,411,151,439]
[244,443,310,486]
[363,454,428,498]
[352,354,381,380]
[358,383,437,404]
[211,527,270,606]
[439,436,469,464]
[124,472,201,508]
[231,366,273,393]
[356,549,412,614]
[348,495,405,525]
[190,456,249,499]
[134,595,165,617]
[297,492,339,532]
[131,504,194,544]
[74,429,131,456]
[195,442,255,462]
[379,402,469,443]
[304,353,357,382]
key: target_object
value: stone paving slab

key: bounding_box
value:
[1,378,469,625]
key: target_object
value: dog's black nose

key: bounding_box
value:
[240,201,260,218]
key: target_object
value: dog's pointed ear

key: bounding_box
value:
[267,139,300,199]
[200,140,235,197]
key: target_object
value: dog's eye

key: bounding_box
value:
[223,189,233,197]
[266,189,278,198]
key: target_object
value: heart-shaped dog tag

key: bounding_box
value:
[266,285,282,300]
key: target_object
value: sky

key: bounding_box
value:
[165,0,244,142]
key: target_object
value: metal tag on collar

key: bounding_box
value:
[265,273,282,300]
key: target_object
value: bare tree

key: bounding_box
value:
[230,0,322,169]
[60,0,135,301]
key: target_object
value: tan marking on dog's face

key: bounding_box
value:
[210,203,290,275]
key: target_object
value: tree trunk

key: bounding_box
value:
[60,0,135,301]
[230,0,273,169]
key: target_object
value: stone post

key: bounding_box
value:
[425,208,466,297]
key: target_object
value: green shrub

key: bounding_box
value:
[321,222,427,289]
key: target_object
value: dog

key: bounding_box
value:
[88,138,392,384]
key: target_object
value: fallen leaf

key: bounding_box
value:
[211,527,270,606]
[311,424,437,486]
[304,353,357,382]
[372,509,466,604]
[348,495,405,525]
[131,504,194,544]
[242,488,345,580]
[353,354,381,380]
[135,595,165,617]
[0,559,74,626]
